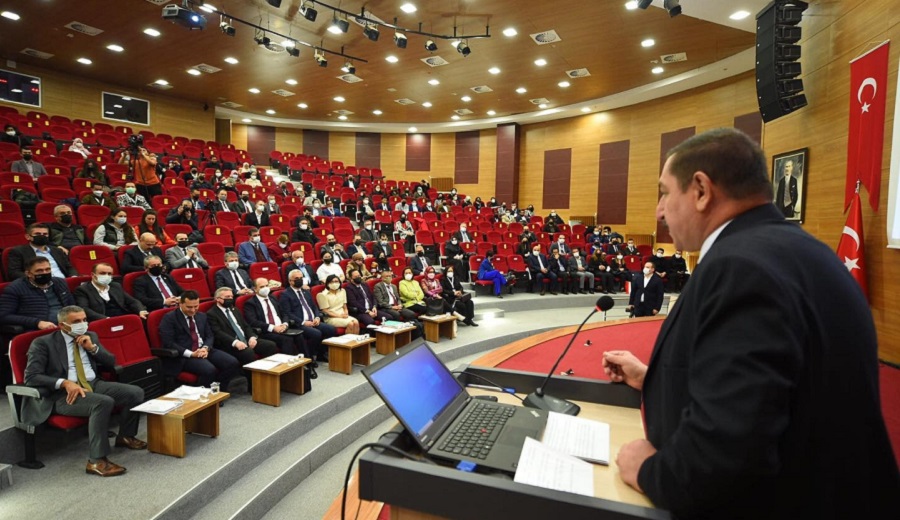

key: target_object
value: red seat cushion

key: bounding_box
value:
[46,415,89,430]
[177,372,199,384]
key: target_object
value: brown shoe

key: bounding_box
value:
[115,436,148,450]
[86,458,127,477]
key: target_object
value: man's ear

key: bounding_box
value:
[692,171,714,212]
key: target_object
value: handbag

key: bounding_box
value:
[425,297,445,316]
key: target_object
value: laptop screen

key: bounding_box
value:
[365,340,466,441]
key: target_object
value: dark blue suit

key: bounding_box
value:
[345,281,392,330]
[243,294,304,356]
[158,309,240,389]
[276,288,336,359]
[237,240,272,267]
[214,267,254,293]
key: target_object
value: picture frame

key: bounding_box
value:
[772,148,809,223]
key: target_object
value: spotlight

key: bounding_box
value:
[637,0,653,8]
[364,24,380,42]
[456,40,471,57]
[328,15,349,34]
[254,33,271,46]
[315,50,327,67]
[341,61,356,74]
[161,4,207,30]
[219,20,235,36]
[663,0,681,17]
[266,0,283,7]
[301,5,317,21]
[394,32,408,48]
[424,40,437,52]
[286,46,300,57]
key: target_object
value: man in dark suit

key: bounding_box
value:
[158,290,240,390]
[347,233,370,257]
[603,128,899,519]
[132,255,183,311]
[623,239,641,257]
[626,261,664,317]
[0,257,75,333]
[7,223,78,280]
[371,233,393,272]
[75,263,148,321]
[549,235,571,256]
[47,204,88,254]
[280,270,336,362]
[667,250,690,292]
[235,191,254,214]
[23,305,145,476]
[319,233,349,261]
[165,232,209,271]
[291,218,319,245]
[206,287,278,391]
[213,189,239,213]
[775,158,799,218]
[525,244,557,295]
[359,220,378,243]
[409,244,432,275]
[346,268,392,333]
[121,232,164,274]
[242,277,308,364]
[245,201,270,228]
[283,251,319,287]
[453,224,474,244]
[214,251,255,295]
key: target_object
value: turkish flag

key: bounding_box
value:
[846,41,890,211]
[836,193,868,300]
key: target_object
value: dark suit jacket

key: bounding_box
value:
[132,273,184,311]
[74,281,146,321]
[6,245,78,279]
[23,331,114,425]
[206,304,257,349]
[347,243,370,257]
[121,246,164,274]
[345,281,377,314]
[0,277,74,330]
[525,253,550,274]
[409,255,432,275]
[776,175,799,216]
[637,204,899,518]
[284,264,319,287]
[243,295,290,333]
[627,273,663,315]
[453,231,474,243]
[214,267,254,292]
[279,287,325,323]
[371,242,393,269]
[159,310,215,374]
[245,211,270,228]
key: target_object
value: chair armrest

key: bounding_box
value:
[6,384,41,431]
[6,384,40,400]
[151,348,179,358]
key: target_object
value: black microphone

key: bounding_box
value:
[523,296,614,416]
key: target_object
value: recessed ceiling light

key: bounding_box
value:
[122,97,131,100]
[106,44,124,52]
[488,67,501,75]
[400,3,417,14]
[534,58,547,67]
[625,1,639,10]
[105,111,114,115]
[461,96,472,102]
[581,107,591,113]
[77,58,92,65]
[538,103,548,109]
[652,66,665,74]
[143,28,161,37]
[285,79,298,86]
[385,55,399,63]
[338,115,348,120]
[730,10,751,20]
[266,109,276,115]
[154,79,169,86]
[641,38,655,48]
[451,115,460,120]
[422,102,433,108]
[487,110,496,116]
[502,28,517,37]
[428,79,440,86]
[516,87,527,94]
[248,88,260,94]
[408,127,418,133]
[199,3,216,13]
[298,103,308,109]
[334,96,345,102]
[558,81,570,88]
[373,109,383,115]
[187,68,201,76]
[241,118,252,123]
[1,11,21,21]
[224,57,239,64]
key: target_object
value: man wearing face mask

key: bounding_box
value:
[121,232,164,275]
[281,270,335,363]
[607,237,625,256]
[214,252,255,295]
[316,253,345,283]
[114,182,152,210]
[283,250,319,286]
[7,223,77,280]
[11,146,47,178]
[347,234,370,257]
[80,185,118,212]
[214,189,238,213]
[48,204,88,254]
[236,191,254,214]
[567,247,595,294]
[453,224,472,244]
[626,261,664,317]
[443,236,467,275]
[165,200,198,230]
[0,257,75,332]
[668,250,690,292]
[526,244,557,296]
[22,305,146,477]
[346,268,392,335]
[291,218,319,245]
[371,233,394,272]
[550,235,571,256]
[75,263,148,321]
[409,244,431,275]
[545,210,564,227]
[132,256,183,311]
[319,234,348,261]
[359,219,378,243]
[624,239,641,257]
[165,232,208,271]
[237,228,272,268]
[265,196,281,215]
[2,123,31,148]
[245,200,270,228]
[649,248,670,290]
[243,278,309,363]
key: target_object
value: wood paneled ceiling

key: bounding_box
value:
[0,0,763,130]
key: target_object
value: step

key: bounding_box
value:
[474,307,504,320]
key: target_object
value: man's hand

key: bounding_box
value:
[238,288,254,295]
[75,335,95,353]
[541,268,548,274]
[652,309,659,316]
[192,348,209,358]
[164,296,180,306]
[368,309,377,317]
[275,323,289,333]
[249,337,258,349]
[59,246,69,255]
[62,380,86,405]
[616,439,656,493]
[37,321,57,330]
[302,320,314,327]
[234,340,248,351]
[625,305,634,312]
[602,351,648,391]
[392,304,402,311]
[139,310,149,319]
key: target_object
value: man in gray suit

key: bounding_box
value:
[165,232,209,271]
[23,305,146,476]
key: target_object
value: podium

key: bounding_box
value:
[358,365,670,520]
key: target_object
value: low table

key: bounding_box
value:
[245,357,311,407]
[419,314,457,343]
[324,336,376,374]
[374,325,415,355]
[146,392,229,458]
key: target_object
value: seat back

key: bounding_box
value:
[0,199,24,225]
[249,261,279,281]
[9,329,56,384]
[69,245,118,275]
[169,268,211,299]
[196,242,226,267]
[203,225,234,248]
[76,205,111,227]
[146,307,175,350]
[88,315,152,365]
[0,221,28,249]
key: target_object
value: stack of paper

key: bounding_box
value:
[542,412,611,465]
[244,359,281,371]
[514,437,595,496]
[266,353,298,364]
[131,399,183,415]
[164,386,206,401]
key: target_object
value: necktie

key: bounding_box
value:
[388,285,397,305]
[297,290,313,321]
[254,244,267,262]
[183,248,194,268]
[226,309,246,342]
[222,201,229,211]
[156,277,171,298]
[188,315,199,350]
[232,271,245,289]
[265,299,277,325]
[144,250,150,257]
[360,286,370,310]
[72,342,93,391]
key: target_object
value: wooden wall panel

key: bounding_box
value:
[598,141,630,225]
[455,131,480,184]
[542,149,572,209]
[734,112,763,144]
[329,131,355,167]
[246,125,276,167]
[303,129,329,159]
[657,128,696,242]
[405,133,431,171]
[274,127,303,156]
[355,132,381,169]
[215,118,231,146]
[495,124,521,204]
[231,124,248,152]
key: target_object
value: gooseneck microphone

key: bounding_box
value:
[523,296,615,416]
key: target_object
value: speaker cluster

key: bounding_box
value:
[756,1,809,123]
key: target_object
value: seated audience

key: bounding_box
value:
[478,251,510,298]
[80,185,118,212]
[568,247,595,294]
[115,182,152,210]
[443,236,467,276]
[526,244,556,296]
[291,218,318,245]
[132,255,182,311]
[121,232,164,274]
[440,265,477,326]
[243,278,309,364]
[7,223,77,280]
[373,270,424,337]
[399,267,428,313]
[420,267,452,314]
[11,146,47,178]
[317,252,344,283]
[649,247,669,288]
[345,253,374,281]
[75,263,148,321]
[165,232,208,271]
[409,244,433,275]
[589,250,617,294]
[264,195,281,215]
[69,138,92,159]
[319,234,349,261]
[165,199,198,230]
[281,270,335,362]
[0,257,75,332]
[316,274,360,334]
[267,234,292,265]
[346,268,392,333]
[94,210,137,251]
[668,251,690,292]
[2,124,32,148]
[395,214,415,253]
[283,251,319,287]
[624,238,641,257]
[545,210,564,227]
[549,248,574,295]
[215,251,255,295]
[245,200,270,228]
[347,233,370,257]
[47,204,88,254]
[237,228,272,268]
[134,209,174,247]
[206,287,277,391]
[371,233,393,272]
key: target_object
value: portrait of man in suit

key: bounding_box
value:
[773,149,806,221]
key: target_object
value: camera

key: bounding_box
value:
[128,134,144,154]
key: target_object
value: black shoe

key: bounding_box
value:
[465,319,479,327]
[459,320,469,326]
[496,294,504,299]
[550,291,558,295]
[311,360,319,368]
[308,367,318,379]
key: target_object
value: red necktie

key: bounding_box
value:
[265,299,276,325]
[157,277,171,298]
[188,315,199,351]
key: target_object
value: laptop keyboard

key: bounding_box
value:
[438,402,515,460]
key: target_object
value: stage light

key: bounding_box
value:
[341,61,356,74]
[219,20,235,36]
[364,24,380,42]
[637,0,653,8]
[424,40,437,52]
[266,0,283,7]
[394,32,408,48]
[300,1,317,21]
[161,4,207,30]
[328,15,349,34]
[315,50,327,67]
[254,33,271,47]
[286,46,300,57]
[663,0,681,17]
[456,40,470,57]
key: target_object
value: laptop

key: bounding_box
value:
[363,339,547,474]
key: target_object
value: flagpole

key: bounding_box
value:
[856,179,862,194]
[849,39,891,64]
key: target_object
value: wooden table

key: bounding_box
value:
[245,357,311,407]
[374,325,414,355]
[146,392,229,458]
[323,336,376,374]
[419,314,457,343]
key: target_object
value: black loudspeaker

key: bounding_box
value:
[756,1,809,122]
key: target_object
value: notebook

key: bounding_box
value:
[363,339,547,474]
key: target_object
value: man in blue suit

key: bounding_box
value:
[237,227,271,269]
[158,290,240,390]
[279,269,336,363]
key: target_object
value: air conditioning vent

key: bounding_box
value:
[21,48,54,60]
[338,74,363,83]
[530,30,561,45]
[220,101,243,108]
[148,82,173,90]
[421,56,449,67]
[263,42,285,53]
[65,21,104,36]
[566,68,591,78]
[271,89,295,97]
[660,52,688,63]
[529,98,550,105]
[333,109,355,116]
[193,63,222,74]
[395,98,416,105]
[470,85,493,94]
[454,108,473,115]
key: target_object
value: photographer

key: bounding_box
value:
[131,140,161,200]
[165,200,198,230]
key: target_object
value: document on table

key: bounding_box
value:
[514,437,595,497]
[266,353,297,364]
[328,334,367,344]
[542,412,610,465]
[244,359,282,371]
[132,399,183,415]
[164,385,206,401]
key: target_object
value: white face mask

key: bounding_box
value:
[115,217,127,226]
[300,224,308,230]
[427,273,435,280]
[95,274,112,286]
[573,252,579,257]
[404,274,413,281]
[6,130,15,136]
[447,272,454,278]
[295,257,304,266]
[643,267,651,275]
[251,236,260,243]
[93,190,104,197]
[533,250,540,256]
[258,287,271,297]
[256,205,265,212]
[66,322,89,337]
[329,282,341,290]
[674,254,681,259]
[227,261,239,270]
[460,227,467,232]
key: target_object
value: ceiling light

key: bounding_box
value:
[315,50,328,67]
[10,89,22,93]
[105,111,114,115]
[199,4,216,13]
[266,109,276,115]
[144,28,161,37]
[385,55,399,63]
[334,96,345,102]
[652,66,664,74]
[286,79,298,86]
[641,38,655,47]
[422,102,433,108]
[534,58,547,66]
[663,0,682,17]
[625,1,639,10]
[154,79,169,86]
[328,16,349,34]
[487,110,496,116]
[394,32,408,48]
[516,87,527,94]
[373,110,383,115]
[408,127,418,133]
[248,88,260,94]
[538,103,548,109]
[341,62,356,74]
[300,1,317,21]
[187,68,201,76]
[558,81,570,88]
[77,57,92,65]
[106,44,124,52]
[1,11,21,21]
[456,40,471,57]
[338,115,348,120]
[424,40,437,52]
[581,107,591,113]
[461,96,472,102]
[400,3,417,14]
[730,10,751,20]
[364,24,380,42]
[241,118,252,123]
[428,79,440,86]
[224,56,239,64]
[286,46,300,57]
[122,97,131,100]
[488,67,501,74]
[502,28,517,37]
[451,115,460,120]
[282,39,295,48]
[219,20,235,36]
[298,103,308,109]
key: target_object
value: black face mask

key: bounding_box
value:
[22,154,32,161]
[148,266,164,276]
[60,214,73,224]
[241,195,249,201]
[177,240,190,248]
[323,258,332,264]
[352,277,362,285]
[221,298,235,308]
[291,279,304,288]
[417,251,424,257]
[33,273,52,285]
[327,241,336,247]
[355,240,362,246]
[31,235,49,247]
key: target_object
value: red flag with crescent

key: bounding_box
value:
[846,42,890,212]
[837,192,868,300]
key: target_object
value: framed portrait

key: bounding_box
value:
[772,148,809,223]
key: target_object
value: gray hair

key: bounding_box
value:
[57,305,85,324]
[143,254,162,267]
[214,287,234,298]
[224,251,239,261]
